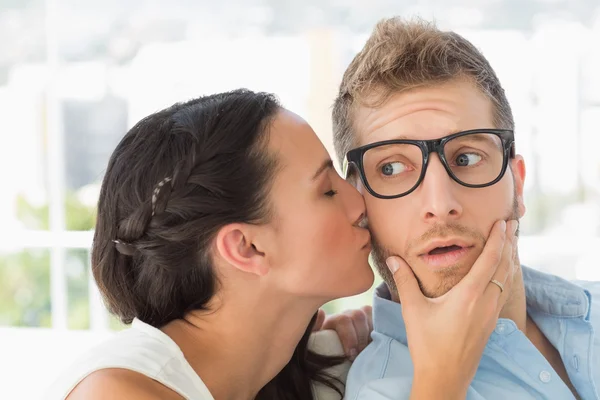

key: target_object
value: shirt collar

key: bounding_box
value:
[522,266,592,320]
[372,266,593,344]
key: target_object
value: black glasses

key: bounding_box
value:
[344,129,515,199]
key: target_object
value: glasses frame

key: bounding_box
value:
[344,129,515,200]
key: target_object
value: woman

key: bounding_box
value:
[47,89,516,400]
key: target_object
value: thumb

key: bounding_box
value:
[386,256,425,307]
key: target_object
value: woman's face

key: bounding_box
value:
[263,109,374,301]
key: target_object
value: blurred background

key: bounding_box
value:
[1,0,599,398]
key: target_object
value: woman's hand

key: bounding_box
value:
[386,219,519,399]
[313,306,373,360]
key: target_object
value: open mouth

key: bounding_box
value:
[420,241,473,269]
[428,245,463,255]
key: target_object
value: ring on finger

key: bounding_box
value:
[490,279,504,293]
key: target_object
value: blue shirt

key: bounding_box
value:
[345,267,600,400]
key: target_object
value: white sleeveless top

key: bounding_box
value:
[44,318,214,400]
[44,319,350,400]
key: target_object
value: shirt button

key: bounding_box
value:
[495,323,506,334]
[539,370,552,383]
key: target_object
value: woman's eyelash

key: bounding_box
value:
[325,190,338,197]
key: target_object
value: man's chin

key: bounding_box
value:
[417,263,471,298]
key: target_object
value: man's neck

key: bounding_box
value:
[161,288,320,400]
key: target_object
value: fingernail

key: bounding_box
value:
[349,349,358,360]
[386,257,400,274]
[499,220,507,232]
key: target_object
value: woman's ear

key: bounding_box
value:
[214,223,269,277]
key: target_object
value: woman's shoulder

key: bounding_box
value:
[67,320,181,376]
[65,368,184,400]
[45,320,213,400]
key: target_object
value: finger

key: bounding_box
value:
[512,228,520,274]
[386,256,426,308]
[325,315,359,359]
[362,305,373,341]
[456,220,507,294]
[347,310,370,353]
[484,220,519,308]
[312,309,326,332]
[504,233,519,293]
[498,221,518,285]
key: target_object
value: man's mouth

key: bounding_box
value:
[418,240,473,269]
[428,245,463,255]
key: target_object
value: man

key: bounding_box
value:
[333,17,600,399]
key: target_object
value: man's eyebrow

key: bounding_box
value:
[312,159,334,181]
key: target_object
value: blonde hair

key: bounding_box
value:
[332,17,514,162]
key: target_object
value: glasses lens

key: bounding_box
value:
[362,143,423,197]
[444,133,505,186]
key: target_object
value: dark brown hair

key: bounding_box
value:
[332,17,514,163]
[92,89,343,399]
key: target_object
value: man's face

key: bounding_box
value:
[353,79,526,298]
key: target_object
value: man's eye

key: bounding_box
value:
[455,153,482,167]
[380,162,407,176]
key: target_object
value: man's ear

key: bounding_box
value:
[214,223,269,277]
[512,155,527,218]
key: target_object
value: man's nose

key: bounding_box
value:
[418,155,463,223]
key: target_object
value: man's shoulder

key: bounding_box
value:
[524,267,599,313]
[572,279,600,320]
[348,332,398,379]
[345,332,414,399]
[572,279,600,296]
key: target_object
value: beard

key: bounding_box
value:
[371,192,520,299]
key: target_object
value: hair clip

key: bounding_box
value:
[112,239,135,256]
[151,177,173,216]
